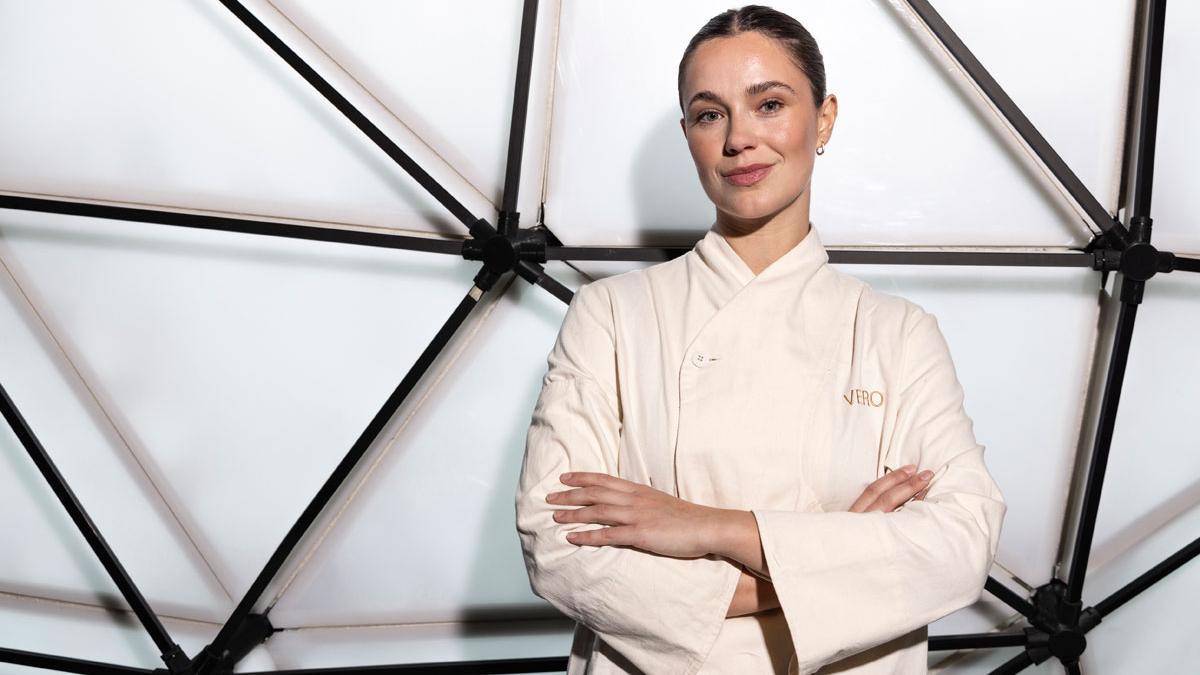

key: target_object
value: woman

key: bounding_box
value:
[515,5,1006,674]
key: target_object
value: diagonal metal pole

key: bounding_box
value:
[1062,290,1139,603]
[1121,0,1167,220]
[192,285,487,672]
[1091,535,1200,620]
[1064,0,1167,606]
[0,384,188,671]
[516,259,573,304]
[983,577,1039,624]
[903,0,1128,245]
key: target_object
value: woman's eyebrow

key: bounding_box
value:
[687,80,797,108]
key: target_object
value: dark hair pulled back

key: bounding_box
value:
[677,5,826,113]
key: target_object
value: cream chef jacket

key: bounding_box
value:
[514,222,1007,674]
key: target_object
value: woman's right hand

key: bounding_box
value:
[847,464,932,513]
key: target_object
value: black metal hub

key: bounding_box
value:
[480,231,518,275]
[1120,241,1161,281]
[462,213,548,291]
[1019,579,1102,667]
[1048,629,1087,662]
[188,613,275,675]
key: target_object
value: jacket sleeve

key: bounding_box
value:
[514,281,742,675]
[751,307,1008,674]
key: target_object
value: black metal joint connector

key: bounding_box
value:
[1047,628,1087,664]
[1024,627,1053,665]
[160,644,191,674]
[190,614,275,675]
[1079,606,1103,633]
[224,613,275,667]
[464,222,548,294]
[497,209,520,233]
[512,226,547,264]
[1119,241,1160,281]
[1090,248,1121,273]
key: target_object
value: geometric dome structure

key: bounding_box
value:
[0,0,1196,673]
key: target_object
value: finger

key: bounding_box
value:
[553,504,631,526]
[874,471,932,511]
[913,486,930,501]
[547,485,634,507]
[883,464,917,477]
[849,465,916,512]
[559,472,640,493]
[566,525,636,547]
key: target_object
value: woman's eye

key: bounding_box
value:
[761,99,783,113]
[697,111,719,124]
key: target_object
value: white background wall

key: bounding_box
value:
[0,1,1196,672]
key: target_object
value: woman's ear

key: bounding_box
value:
[817,93,838,146]
[679,116,686,136]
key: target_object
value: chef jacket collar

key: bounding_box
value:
[694,221,830,290]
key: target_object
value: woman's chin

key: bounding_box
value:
[718,200,783,224]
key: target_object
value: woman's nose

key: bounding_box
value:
[724,112,757,155]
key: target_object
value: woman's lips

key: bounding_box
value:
[723,164,772,187]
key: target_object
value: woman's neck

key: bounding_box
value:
[715,191,813,276]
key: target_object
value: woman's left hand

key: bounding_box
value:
[547,472,721,559]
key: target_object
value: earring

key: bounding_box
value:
[816,144,825,156]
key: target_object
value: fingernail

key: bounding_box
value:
[902,465,916,476]
[919,470,933,480]
[561,472,573,480]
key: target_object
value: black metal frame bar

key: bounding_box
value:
[0,193,465,256]
[0,383,189,671]
[549,244,1097,267]
[0,191,1103,269]
[499,0,540,237]
[0,0,1195,673]
[190,286,485,673]
[0,647,157,675]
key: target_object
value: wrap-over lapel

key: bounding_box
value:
[672,224,864,510]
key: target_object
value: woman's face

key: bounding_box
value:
[679,31,837,226]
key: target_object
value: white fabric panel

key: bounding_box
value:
[1150,0,1200,254]
[544,0,1114,249]
[1089,273,1200,575]
[0,592,275,672]
[0,209,476,602]
[841,264,1099,588]
[268,264,588,627]
[934,0,1135,218]
[0,0,492,234]
[0,253,231,621]
[273,0,558,219]
[264,619,574,672]
[1079,502,1200,672]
